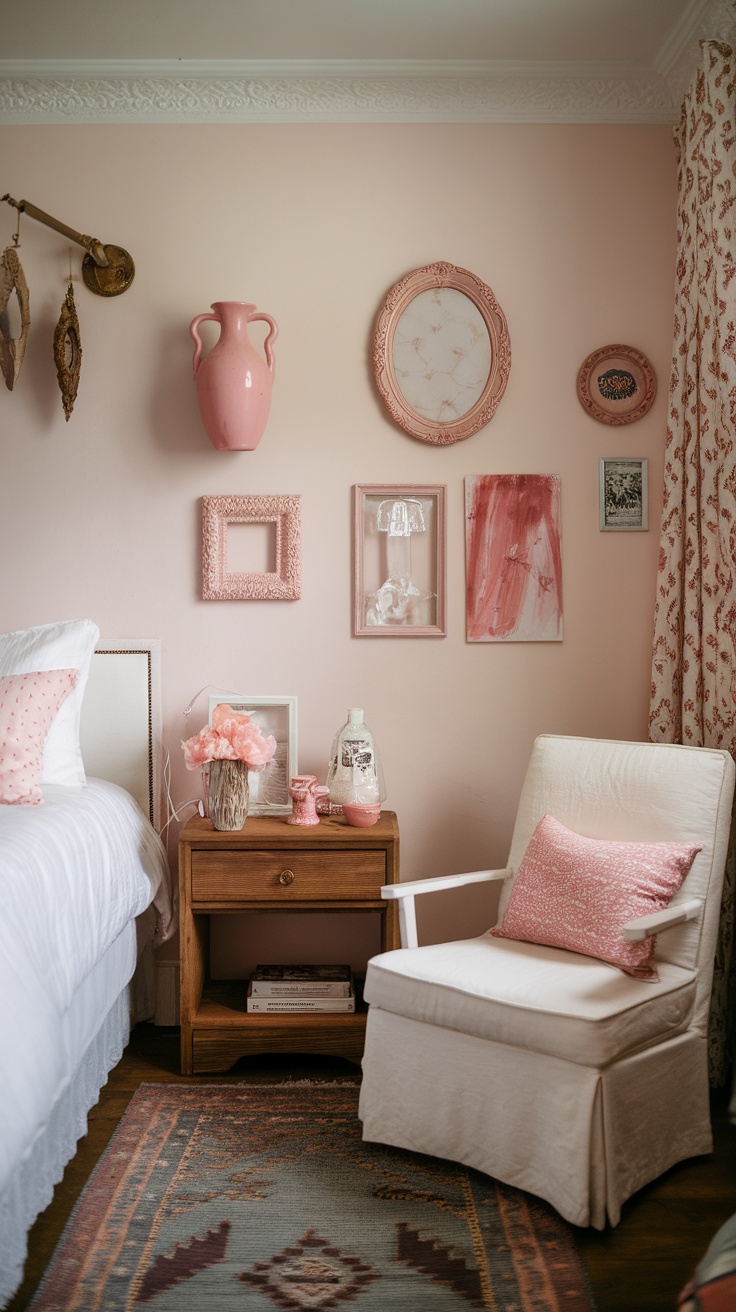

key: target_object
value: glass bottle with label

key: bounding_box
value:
[326,708,386,808]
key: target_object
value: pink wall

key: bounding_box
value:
[0,122,676,951]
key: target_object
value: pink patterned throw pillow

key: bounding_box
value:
[0,669,79,806]
[491,813,701,980]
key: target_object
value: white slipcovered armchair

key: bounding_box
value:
[359,735,735,1229]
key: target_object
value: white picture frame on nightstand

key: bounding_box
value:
[208,695,298,815]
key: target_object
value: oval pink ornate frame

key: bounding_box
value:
[372,261,511,446]
[576,343,656,426]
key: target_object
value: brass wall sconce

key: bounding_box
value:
[1,193,134,296]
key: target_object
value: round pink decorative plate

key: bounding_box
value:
[576,344,656,426]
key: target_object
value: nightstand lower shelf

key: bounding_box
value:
[191,979,368,1071]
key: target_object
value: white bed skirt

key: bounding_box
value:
[0,914,154,1309]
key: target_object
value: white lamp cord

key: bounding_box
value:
[157,682,235,837]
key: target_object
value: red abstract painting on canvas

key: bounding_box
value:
[465,474,563,642]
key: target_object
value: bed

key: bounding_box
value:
[0,621,174,1308]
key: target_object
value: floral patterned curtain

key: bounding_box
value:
[649,40,736,1085]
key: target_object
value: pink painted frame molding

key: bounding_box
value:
[354,483,446,637]
[201,494,302,601]
[373,261,511,446]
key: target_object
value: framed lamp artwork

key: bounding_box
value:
[208,694,297,815]
[353,484,446,637]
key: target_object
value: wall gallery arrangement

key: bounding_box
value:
[191,264,653,644]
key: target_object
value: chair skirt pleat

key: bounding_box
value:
[359,1007,712,1229]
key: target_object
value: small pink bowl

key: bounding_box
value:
[343,803,381,827]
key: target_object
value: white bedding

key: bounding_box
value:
[0,779,173,1306]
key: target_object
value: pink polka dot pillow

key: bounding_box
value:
[0,669,79,806]
[491,813,701,980]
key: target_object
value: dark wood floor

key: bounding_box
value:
[7,1024,736,1311]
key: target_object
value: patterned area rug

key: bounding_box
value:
[30,1082,595,1311]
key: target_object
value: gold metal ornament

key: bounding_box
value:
[1,194,135,297]
[0,245,30,390]
[53,281,82,421]
[82,244,135,297]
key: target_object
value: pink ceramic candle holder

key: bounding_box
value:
[288,775,329,826]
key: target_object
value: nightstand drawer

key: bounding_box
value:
[191,849,386,901]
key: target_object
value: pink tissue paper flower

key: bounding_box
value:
[182,704,277,772]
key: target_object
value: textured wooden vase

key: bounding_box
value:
[208,759,249,830]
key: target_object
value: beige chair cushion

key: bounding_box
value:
[364,934,697,1068]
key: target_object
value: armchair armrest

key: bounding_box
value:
[380,868,512,949]
[621,897,702,942]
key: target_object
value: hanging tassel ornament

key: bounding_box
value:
[53,278,82,421]
[0,207,31,390]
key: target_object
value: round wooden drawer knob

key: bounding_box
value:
[278,869,295,886]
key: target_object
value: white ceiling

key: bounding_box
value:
[0,0,707,63]
[0,0,734,123]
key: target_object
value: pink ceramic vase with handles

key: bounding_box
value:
[190,301,278,451]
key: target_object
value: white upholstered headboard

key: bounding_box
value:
[79,640,162,830]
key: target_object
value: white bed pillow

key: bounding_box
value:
[0,619,99,785]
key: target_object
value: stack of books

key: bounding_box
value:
[246,964,355,1012]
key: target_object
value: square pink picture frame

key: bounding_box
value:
[201,494,302,601]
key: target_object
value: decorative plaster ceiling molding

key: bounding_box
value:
[0,58,678,124]
[656,0,736,107]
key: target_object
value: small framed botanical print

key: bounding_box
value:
[599,458,648,531]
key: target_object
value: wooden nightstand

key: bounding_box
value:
[178,811,400,1074]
